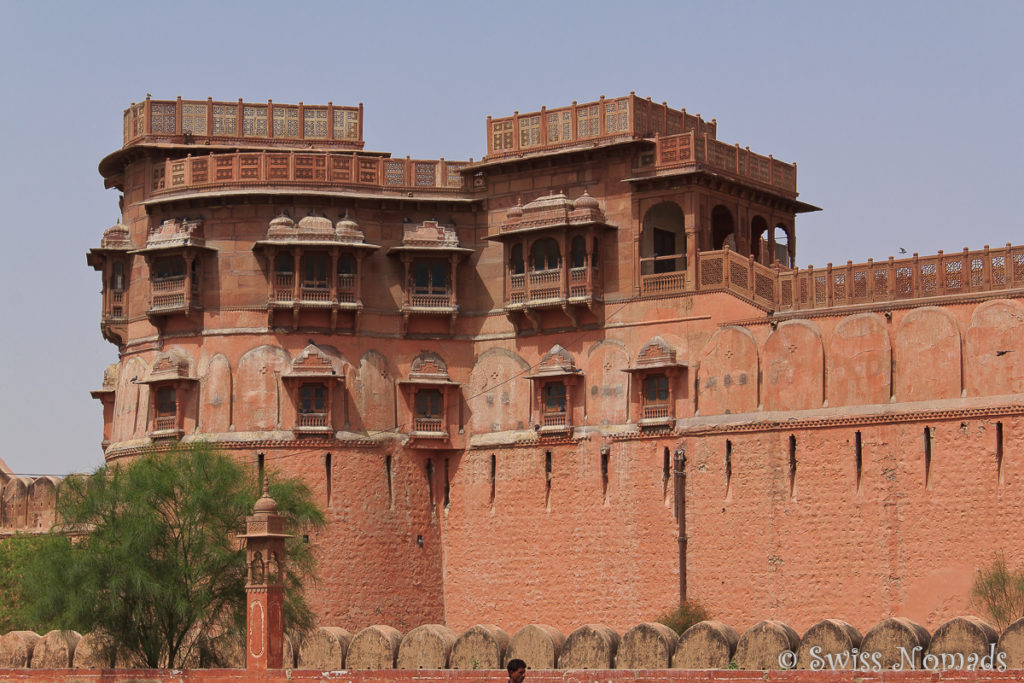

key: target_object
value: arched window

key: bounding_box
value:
[773,224,791,267]
[510,243,525,275]
[750,216,768,263]
[570,236,587,268]
[111,261,125,291]
[531,238,560,271]
[274,252,294,274]
[641,202,685,274]
[711,205,735,250]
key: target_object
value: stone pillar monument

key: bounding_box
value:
[241,480,291,670]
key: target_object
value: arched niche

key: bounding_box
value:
[828,313,891,407]
[587,339,629,426]
[199,353,232,433]
[354,350,397,433]
[966,299,1024,396]
[640,201,686,275]
[894,307,962,401]
[763,320,824,412]
[697,327,758,415]
[467,348,530,433]
[773,223,792,267]
[236,345,291,431]
[113,356,148,442]
[711,205,735,250]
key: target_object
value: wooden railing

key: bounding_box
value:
[507,266,598,306]
[409,292,452,308]
[150,151,468,197]
[413,417,444,434]
[542,411,568,428]
[297,413,328,428]
[123,96,363,149]
[486,94,715,159]
[300,284,331,302]
[337,274,356,303]
[697,248,777,309]
[633,131,797,194]
[777,244,1024,311]
[689,244,1024,312]
[642,404,671,421]
[150,277,187,310]
[153,416,177,431]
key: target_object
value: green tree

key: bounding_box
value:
[21,442,324,668]
[0,533,64,633]
[971,552,1024,631]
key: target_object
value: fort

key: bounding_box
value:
[2,92,1023,641]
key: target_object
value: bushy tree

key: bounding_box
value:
[971,553,1024,631]
[21,442,324,668]
[0,533,64,633]
[656,598,711,635]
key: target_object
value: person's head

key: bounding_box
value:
[507,658,527,683]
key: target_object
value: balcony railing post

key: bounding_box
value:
[866,258,874,301]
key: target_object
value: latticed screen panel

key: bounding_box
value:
[492,120,513,151]
[577,104,600,138]
[243,106,268,136]
[304,109,328,139]
[780,280,793,307]
[190,158,208,184]
[920,262,937,294]
[755,272,774,302]
[832,273,846,302]
[358,159,378,184]
[333,110,359,140]
[730,261,747,289]
[944,260,963,291]
[330,156,353,183]
[519,115,541,148]
[604,100,629,133]
[385,160,405,186]
[445,163,465,187]
[701,258,723,286]
[273,107,299,138]
[547,111,571,143]
[853,271,868,299]
[894,267,912,296]
[151,103,176,133]
[992,256,1006,286]
[181,104,207,135]
[415,162,436,186]
[212,105,237,136]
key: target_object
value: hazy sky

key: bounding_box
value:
[1,1,1021,476]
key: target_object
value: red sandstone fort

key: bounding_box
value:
[2,93,1023,637]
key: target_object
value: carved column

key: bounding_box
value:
[241,482,290,670]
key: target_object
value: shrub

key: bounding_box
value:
[656,599,711,635]
[971,552,1024,631]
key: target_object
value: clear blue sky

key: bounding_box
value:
[1,1,1021,476]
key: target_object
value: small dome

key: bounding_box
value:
[267,215,296,238]
[524,192,571,211]
[507,202,524,219]
[335,216,362,239]
[254,481,279,514]
[297,215,333,234]
[573,191,600,210]
[100,223,131,248]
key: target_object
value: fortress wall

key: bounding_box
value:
[685,414,1024,634]
[442,438,681,634]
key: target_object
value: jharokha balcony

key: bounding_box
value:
[492,191,615,331]
[388,221,472,336]
[254,214,380,332]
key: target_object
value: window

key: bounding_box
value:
[415,389,444,418]
[642,374,669,405]
[653,229,677,273]
[275,252,294,274]
[510,244,525,275]
[570,236,587,268]
[153,256,185,280]
[299,384,327,414]
[543,383,567,413]
[156,386,176,416]
[303,253,329,288]
[337,253,356,276]
[532,238,560,271]
[413,261,448,294]
[111,261,125,291]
